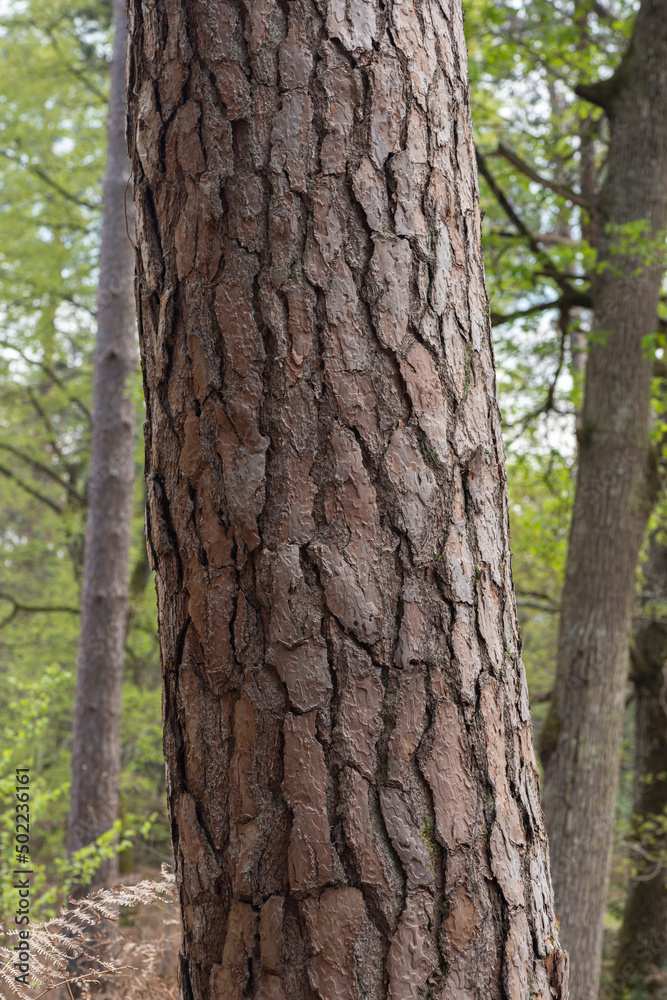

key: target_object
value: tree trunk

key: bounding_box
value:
[127,1,567,997]
[609,536,667,998]
[540,3,667,998]
[67,0,136,891]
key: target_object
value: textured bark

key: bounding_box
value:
[127,1,567,998]
[540,4,667,999]
[609,538,667,999]
[67,0,136,890]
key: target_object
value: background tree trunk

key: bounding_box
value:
[609,536,667,999]
[67,0,136,891]
[540,3,667,998]
[127,0,567,997]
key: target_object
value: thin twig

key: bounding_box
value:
[0,463,64,512]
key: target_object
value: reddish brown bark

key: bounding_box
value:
[127,1,567,997]
[540,3,667,998]
[67,0,136,890]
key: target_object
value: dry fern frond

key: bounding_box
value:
[0,868,178,999]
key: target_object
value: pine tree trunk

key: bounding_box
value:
[609,537,667,998]
[540,3,667,998]
[127,1,568,997]
[67,0,136,891]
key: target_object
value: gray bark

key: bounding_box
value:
[540,3,667,998]
[67,0,136,891]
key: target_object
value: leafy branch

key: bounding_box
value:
[492,141,595,211]
[0,591,80,627]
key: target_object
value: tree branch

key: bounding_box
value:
[503,306,570,439]
[491,290,592,326]
[61,293,97,319]
[0,339,91,419]
[476,148,581,297]
[0,149,98,211]
[27,163,98,211]
[26,388,67,463]
[575,35,631,111]
[42,23,109,104]
[530,689,554,703]
[516,599,561,613]
[490,229,581,246]
[0,591,80,628]
[591,1,615,21]
[493,142,595,211]
[0,442,85,504]
[0,463,64,513]
[491,298,562,326]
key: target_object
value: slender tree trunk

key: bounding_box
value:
[540,3,667,997]
[67,0,136,891]
[608,536,667,998]
[127,1,567,997]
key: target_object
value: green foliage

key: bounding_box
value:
[505,450,572,734]
[0,0,109,347]
[0,664,71,919]
[600,221,667,274]
[0,0,167,909]
[54,822,134,896]
[465,0,667,441]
